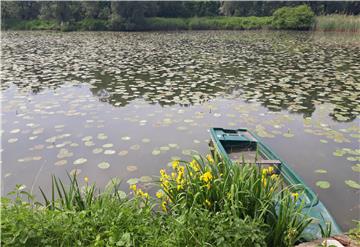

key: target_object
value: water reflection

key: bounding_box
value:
[1,31,359,230]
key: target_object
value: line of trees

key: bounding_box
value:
[1,1,359,28]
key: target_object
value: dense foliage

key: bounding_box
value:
[1,1,359,31]
[1,154,312,246]
[272,5,315,30]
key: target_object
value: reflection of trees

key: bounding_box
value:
[3,31,359,122]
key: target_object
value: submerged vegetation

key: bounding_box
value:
[2,153,313,246]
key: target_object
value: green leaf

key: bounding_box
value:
[345,180,360,189]
[316,181,330,189]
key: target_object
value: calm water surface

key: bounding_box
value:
[1,31,359,230]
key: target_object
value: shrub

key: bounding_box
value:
[272,5,315,30]
[77,18,108,31]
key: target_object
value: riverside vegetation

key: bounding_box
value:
[1,2,359,32]
[2,153,314,246]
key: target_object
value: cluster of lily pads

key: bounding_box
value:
[1,30,359,229]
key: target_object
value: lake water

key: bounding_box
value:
[1,31,359,230]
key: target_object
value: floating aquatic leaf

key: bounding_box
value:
[73,158,87,165]
[8,138,18,143]
[126,165,138,172]
[126,178,139,185]
[345,180,360,189]
[104,150,116,155]
[182,149,192,156]
[160,146,170,151]
[283,133,294,138]
[130,144,140,150]
[141,138,150,143]
[193,139,200,144]
[316,181,330,189]
[314,169,327,174]
[102,143,114,148]
[140,176,152,183]
[10,129,20,134]
[319,139,328,143]
[213,113,221,117]
[118,150,128,156]
[55,160,67,166]
[171,156,181,161]
[84,141,95,147]
[97,133,108,140]
[121,136,131,141]
[169,143,178,148]
[351,164,360,172]
[98,162,110,169]
[152,149,161,156]
[92,148,103,154]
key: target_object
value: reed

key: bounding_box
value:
[314,15,360,32]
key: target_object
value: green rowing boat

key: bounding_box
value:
[209,127,341,240]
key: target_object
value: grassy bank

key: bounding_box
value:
[314,15,360,32]
[2,153,313,246]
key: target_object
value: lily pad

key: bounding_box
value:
[126,165,138,172]
[314,169,327,174]
[55,160,67,166]
[316,181,330,189]
[104,150,116,155]
[140,176,152,183]
[126,178,139,185]
[73,158,87,165]
[118,150,128,156]
[345,180,360,189]
[141,138,150,143]
[98,162,110,169]
[351,164,360,172]
[121,136,131,141]
[130,144,140,150]
[152,149,161,156]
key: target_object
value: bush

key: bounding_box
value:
[272,5,315,30]
[77,18,108,31]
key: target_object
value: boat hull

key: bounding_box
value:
[209,127,342,240]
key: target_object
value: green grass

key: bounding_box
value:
[314,15,360,32]
[145,16,273,31]
[1,19,59,30]
[1,153,313,246]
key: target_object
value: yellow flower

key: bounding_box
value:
[205,199,211,207]
[84,176,89,183]
[270,174,279,180]
[262,168,268,175]
[190,160,200,172]
[178,165,185,174]
[261,175,267,187]
[160,169,169,179]
[130,184,137,192]
[143,192,149,200]
[268,166,274,174]
[156,191,163,199]
[206,154,214,163]
[161,180,170,191]
[161,201,167,212]
[172,160,179,170]
[177,184,183,190]
[200,171,213,183]
[171,172,176,180]
[292,192,299,201]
